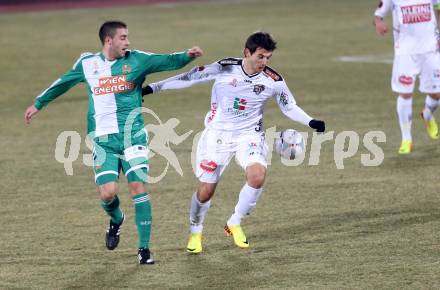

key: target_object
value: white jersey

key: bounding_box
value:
[375,0,439,55]
[149,58,312,133]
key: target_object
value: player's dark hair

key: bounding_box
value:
[99,21,127,45]
[245,32,277,54]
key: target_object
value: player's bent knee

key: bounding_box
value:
[247,176,265,188]
[247,175,266,189]
[399,93,412,99]
[197,182,216,203]
[99,182,118,201]
[129,182,147,195]
[246,163,266,189]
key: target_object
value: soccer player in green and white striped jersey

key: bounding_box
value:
[24,21,203,265]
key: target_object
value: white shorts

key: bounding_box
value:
[392,52,440,94]
[195,128,268,183]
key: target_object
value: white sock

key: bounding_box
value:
[396,96,412,141]
[189,192,210,234]
[422,95,439,121]
[227,183,263,226]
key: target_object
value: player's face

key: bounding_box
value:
[245,47,273,73]
[108,28,130,59]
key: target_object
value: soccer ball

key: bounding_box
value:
[275,129,305,160]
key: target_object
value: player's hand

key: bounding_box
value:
[24,105,40,124]
[309,119,325,133]
[374,17,388,35]
[142,85,153,97]
[187,46,203,58]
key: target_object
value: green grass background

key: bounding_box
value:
[1,0,440,288]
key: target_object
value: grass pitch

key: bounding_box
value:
[1,0,440,288]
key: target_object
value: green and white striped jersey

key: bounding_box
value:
[34,50,194,137]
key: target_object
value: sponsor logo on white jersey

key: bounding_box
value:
[401,3,431,24]
[207,103,217,123]
[398,75,414,85]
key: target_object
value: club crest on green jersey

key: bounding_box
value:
[122,63,132,74]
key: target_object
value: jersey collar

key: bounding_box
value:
[99,52,125,64]
[240,59,261,78]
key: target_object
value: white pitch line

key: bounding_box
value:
[334,54,393,64]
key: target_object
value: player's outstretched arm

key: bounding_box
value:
[281,106,325,133]
[140,46,203,74]
[281,104,325,132]
[24,54,86,122]
[142,62,221,96]
[275,80,325,132]
[24,105,40,124]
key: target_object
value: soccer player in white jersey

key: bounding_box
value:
[24,21,203,264]
[142,32,325,253]
[374,0,440,154]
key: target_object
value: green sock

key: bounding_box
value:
[132,193,152,249]
[101,195,124,224]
